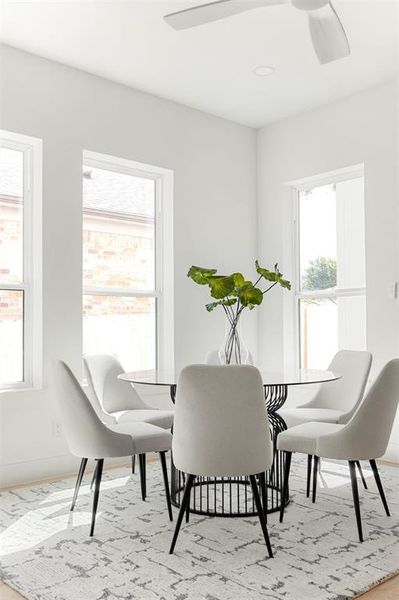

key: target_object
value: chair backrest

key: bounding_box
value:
[205,349,254,366]
[84,354,147,413]
[305,350,372,419]
[173,364,273,477]
[83,364,116,426]
[53,361,132,459]
[317,359,399,460]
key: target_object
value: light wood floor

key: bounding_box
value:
[1,461,398,600]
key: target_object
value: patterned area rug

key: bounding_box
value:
[0,459,398,600]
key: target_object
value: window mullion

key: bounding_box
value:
[0,282,27,291]
[83,287,159,298]
[296,287,366,301]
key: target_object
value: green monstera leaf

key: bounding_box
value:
[187,265,217,285]
[278,277,291,290]
[206,298,237,312]
[207,276,235,299]
[187,261,291,314]
[232,272,245,287]
[235,281,253,293]
[255,260,291,290]
[239,286,263,308]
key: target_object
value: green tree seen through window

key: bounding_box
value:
[302,256,337,291]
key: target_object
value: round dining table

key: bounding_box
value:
[118,367,340,517]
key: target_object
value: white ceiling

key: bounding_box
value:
[0,0,398,127]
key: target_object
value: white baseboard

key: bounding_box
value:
[382,444,399,464]
[0,453,79,487]
[0,453,135,489]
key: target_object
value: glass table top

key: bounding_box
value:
[118,367,341,387]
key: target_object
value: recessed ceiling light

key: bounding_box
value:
[253,65,275,77]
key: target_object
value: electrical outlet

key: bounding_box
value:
[388,281,398,299]
[52,421,63,438]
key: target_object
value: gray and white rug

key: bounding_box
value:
[0,459,398,600]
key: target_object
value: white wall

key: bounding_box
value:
[0,45,257,485]
[257,80,399,460]
[0,46,397,485]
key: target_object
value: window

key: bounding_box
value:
[82,151,173,373]
[0,131,42,389]
[289,168,366,369]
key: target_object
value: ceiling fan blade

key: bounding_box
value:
[164,0,287,31]
[308,2,350,64]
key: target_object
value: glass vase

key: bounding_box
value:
[218,317,250,365]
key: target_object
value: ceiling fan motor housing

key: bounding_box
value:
[291,0,329,10]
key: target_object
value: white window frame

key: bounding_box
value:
[0,130,42,391]
[283,164,366,369]
[82,150,174,372]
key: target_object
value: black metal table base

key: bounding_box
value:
[170,383,289,517]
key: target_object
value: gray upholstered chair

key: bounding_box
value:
[84,354,174,428]
[53,361,173,536]
[279,350,372,494]
[84,354,174,484]
[169,364,273,557]
[277,359,399,542]
[279,350,372,427]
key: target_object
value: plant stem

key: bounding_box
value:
[222,304,234,326]
[224,309,244,365]
[262,281,278,294]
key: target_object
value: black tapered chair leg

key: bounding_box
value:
[169,474,195,554]
[312,456,319,503]
[306,455,312,498]
[90,462,98,492]
[269,438,278,481]
[249,475,273,558]
[132,455,136,474]
[349,460,363,542]
[185,484,191,523]
[139,454,146,501]
[71,458,88,511]
[159,452,173,521]
[89,459,104,537]
[280,452,292,523]
[369,459,390,516]
[356,461,368,489]
[259,472,267,522]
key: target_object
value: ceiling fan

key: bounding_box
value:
[164,0,350,65]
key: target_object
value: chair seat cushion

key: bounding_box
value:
[111,409,174,429]
[109,422,172,454]
[277,422,344,455]
[278,407,344,428]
